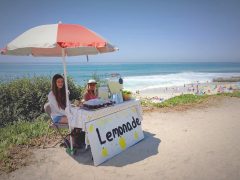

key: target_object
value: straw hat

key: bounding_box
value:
[88,79,97,84]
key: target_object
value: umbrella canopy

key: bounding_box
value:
[1,23,117,56]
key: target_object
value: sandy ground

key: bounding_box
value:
[135,82,240,101]
[1,97,240,180]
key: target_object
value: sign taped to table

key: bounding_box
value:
[86,106,144,166]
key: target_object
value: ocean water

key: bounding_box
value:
[0,62,240,92]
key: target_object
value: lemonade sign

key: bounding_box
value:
[86,106,144,166]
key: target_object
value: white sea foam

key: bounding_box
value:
[123,72,240,92]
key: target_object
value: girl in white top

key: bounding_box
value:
[48,74,68,124]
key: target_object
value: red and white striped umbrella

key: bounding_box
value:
[1,23,117,56]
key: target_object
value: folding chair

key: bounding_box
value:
[42,102,70,149]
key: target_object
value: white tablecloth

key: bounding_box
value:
[69,99,142,131]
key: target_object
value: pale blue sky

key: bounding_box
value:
[0,0,240,63]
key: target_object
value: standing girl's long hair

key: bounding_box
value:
[51,74,66,109]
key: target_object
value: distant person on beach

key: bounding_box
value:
[83,79,98,101]
[48,74,68,124]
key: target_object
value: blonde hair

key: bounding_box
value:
[83,84,98,100]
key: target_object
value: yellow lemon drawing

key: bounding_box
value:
[134,131,139,140]
[102,147,108,157]
[119,136,127,150]
[88,124,94,133]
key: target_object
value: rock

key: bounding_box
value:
[213,76,240,82]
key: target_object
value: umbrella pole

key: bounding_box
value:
[61,48,74,153]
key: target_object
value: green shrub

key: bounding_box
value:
[0,117,49,167]
[217,91,240,98]
[0,114,70,172]
[67,76,84,101]
[0,76,83,125]
[122,90,132,94]
[91,72,108,87]
[141,94,208,108]
[156,94,208,107]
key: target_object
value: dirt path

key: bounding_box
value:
[1,97,240,180]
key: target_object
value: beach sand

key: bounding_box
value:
[135,81,240,102]
[1,96,240,180]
